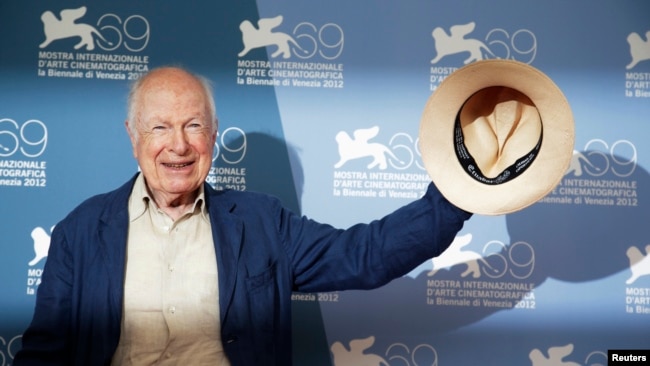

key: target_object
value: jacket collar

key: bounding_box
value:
[97,174,137,329]
[203,182,243,325]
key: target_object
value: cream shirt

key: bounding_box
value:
[111,174,230,365]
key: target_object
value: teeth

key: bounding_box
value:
[167,163,189,168]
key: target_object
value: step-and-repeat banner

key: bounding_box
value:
[1,0,649,364]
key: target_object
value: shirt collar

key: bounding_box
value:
[128,173,208,222]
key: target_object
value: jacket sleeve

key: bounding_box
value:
[284,181,472,292]
[14,177,136,366]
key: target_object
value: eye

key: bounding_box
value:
[150,125,168,134]
[187,121,207,132]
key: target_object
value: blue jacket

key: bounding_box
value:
[15,174,470,365]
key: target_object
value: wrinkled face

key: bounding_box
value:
[127,69,216,204]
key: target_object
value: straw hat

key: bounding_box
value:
[419,59,574,215]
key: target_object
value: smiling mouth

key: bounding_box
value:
[164,162,192,168]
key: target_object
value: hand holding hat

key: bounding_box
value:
[419,59,575,215]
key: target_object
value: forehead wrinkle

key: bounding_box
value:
[138,95,208,124]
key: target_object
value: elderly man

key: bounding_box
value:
[15,67,471,365]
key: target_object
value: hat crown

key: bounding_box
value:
[419,59,575,215]
[460,87,542,178]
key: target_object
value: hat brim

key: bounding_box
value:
[419,59,575,215]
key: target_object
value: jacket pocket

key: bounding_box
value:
[245,263,277,360]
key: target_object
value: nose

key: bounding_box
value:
[169,128,190,155]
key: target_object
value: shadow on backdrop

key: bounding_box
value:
[317,150,648,347]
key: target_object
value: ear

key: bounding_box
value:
[212,118,219,145]
[125,120,138,158]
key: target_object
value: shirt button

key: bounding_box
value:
[169,306,176,314]
[168,264,175,272]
